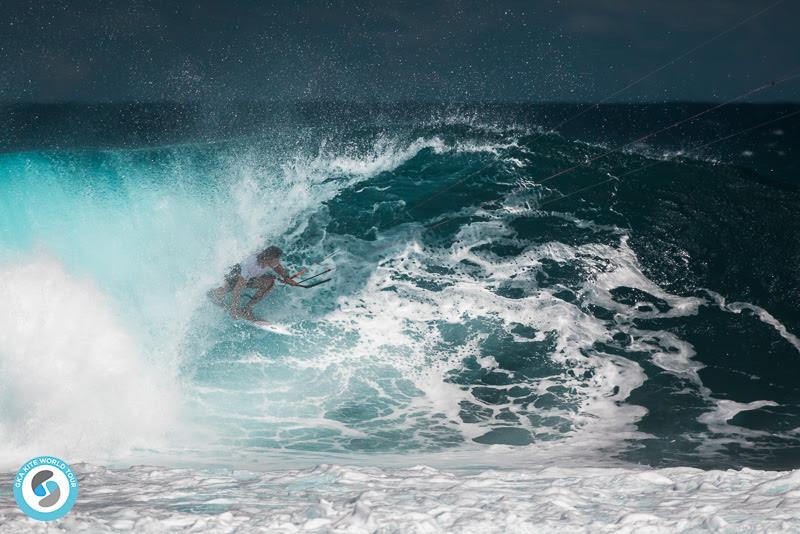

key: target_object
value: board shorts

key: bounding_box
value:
[224,264,276,289]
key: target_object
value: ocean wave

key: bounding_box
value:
[1,106,798,471]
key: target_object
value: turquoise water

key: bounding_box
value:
[1,103,798,470]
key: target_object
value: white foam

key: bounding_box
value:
[301,136,446,178]
[582,236,706,320]
[286,134,518,186]
[1,462,797,532]
[312,227,658,453]
[0,257,176,468]
[706,290,800,353]
[698,399,779,436]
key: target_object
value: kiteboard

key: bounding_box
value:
[242,320,294,336]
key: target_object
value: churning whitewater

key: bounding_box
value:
[1,103,799,531]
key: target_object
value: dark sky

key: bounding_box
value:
[1,0,798,103]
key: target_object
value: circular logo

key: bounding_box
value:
[13,456,78,521]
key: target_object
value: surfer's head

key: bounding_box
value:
[257,246,282,265]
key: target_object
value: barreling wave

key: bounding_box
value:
[1,103,798,470]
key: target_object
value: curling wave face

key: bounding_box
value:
[1,104,799,470]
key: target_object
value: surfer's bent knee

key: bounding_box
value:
[254,275,275,289]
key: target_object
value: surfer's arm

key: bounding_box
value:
[274,263,299,286]
[230,276,247,317]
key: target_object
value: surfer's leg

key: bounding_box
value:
[244,275,275,311]
[209,265,241,305]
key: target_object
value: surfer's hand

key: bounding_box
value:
[284,278,299,286]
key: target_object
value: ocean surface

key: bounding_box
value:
[0,102,799,531]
